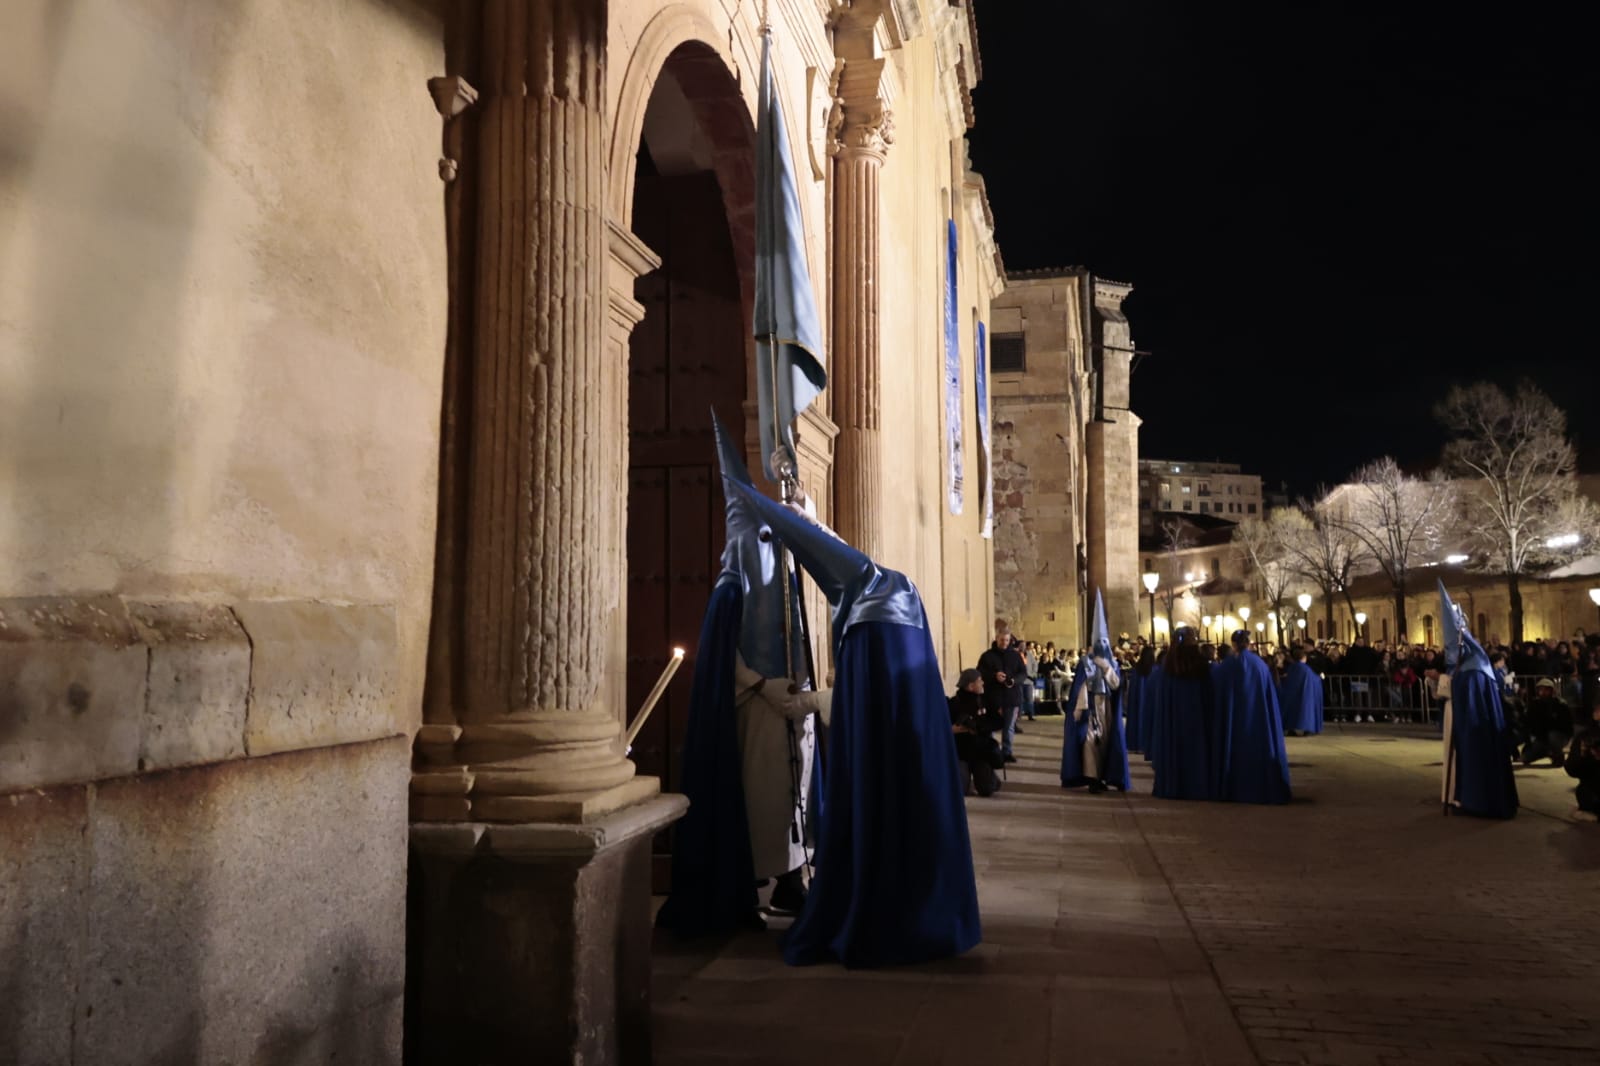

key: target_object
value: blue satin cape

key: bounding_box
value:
[782,614,982,968]
[1140,668,1160,762]
[1124,672,1144,752]
[1211,653,1293,805]
[656,578,759,935]
[1278,660,1325,735]
[1449,670,1519,819]
[1150,672,1214,800]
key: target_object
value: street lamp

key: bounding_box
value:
[1297,618,1307,635]
[1239,606,1250,623]
[1297,593,1312,612]
[1355,610,1367,639]
[1202,615,1213,641]
[1143,572,1160,644]
[1255,621,1265,642]
[1589,588,1600,628]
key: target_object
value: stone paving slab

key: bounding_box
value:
[653,720,1600,1065]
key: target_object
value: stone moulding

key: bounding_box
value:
[0,595,401,795]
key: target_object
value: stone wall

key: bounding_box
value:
[990,275,1089,649]
[0,597,408,1063]
[0,0,445,1060]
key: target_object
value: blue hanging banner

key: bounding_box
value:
[975,320,991,538]
[944,219,963,515]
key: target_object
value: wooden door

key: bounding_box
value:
[627,172,747,889]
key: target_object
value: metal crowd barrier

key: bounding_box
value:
[1320,674,1438,723]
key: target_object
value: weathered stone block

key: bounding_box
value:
[127,602,250,772]
[234,601,399,757]
[0,787,89,1066]
[75,736,409,1065]
[0,597,146,793]
[408,795,688,1065]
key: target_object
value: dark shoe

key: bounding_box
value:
[768,869,808,916]
[1014,725,1024,734]
[1003,753,1018,764]
[1088,779,1107,794]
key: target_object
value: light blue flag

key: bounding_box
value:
[754,30,826,483]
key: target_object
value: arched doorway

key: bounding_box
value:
[625,42,754,885]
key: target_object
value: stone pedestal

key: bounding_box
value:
[406,795,686,1066]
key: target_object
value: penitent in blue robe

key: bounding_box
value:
[1059,662,1131,791]
[1211,652,1293,805]
[783,612,981,967]
[655,578,758,935]
[1278,660,1325,735]
[1150,671,1214,800]
[1449,669,1519,819]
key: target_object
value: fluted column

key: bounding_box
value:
[415,0,642,824]
[829,93,893,562]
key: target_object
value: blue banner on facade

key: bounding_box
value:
[945,219,963,515]
[976,320,991,538]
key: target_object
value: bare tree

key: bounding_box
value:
[1277,496,1370,635]
[1436,382,1600,643]
[1157,516,1193,628]
[1233,511,1303,647]
[1328,457,1456,642]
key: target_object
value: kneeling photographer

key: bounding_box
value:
[950,668,1006,797]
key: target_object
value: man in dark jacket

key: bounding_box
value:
[1521,679,1573,767]
[1566,703,1600,820]
[978,629,1026,764]
[950,669,1004,796]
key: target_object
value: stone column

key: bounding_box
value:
[829,71,892,562]
[410,4,686,1062]
[415,0,651,825]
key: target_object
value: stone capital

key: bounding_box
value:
[832,100,894,158]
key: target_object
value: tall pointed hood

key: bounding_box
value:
[722,478,925,647]
[1438,580,1494,681]
[712,409,803,681]
[1086,588,1119,694]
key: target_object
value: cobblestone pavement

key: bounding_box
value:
[652,718,1600,1065]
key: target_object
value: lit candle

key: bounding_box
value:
[625,647,686,748]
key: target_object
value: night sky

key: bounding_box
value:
[968,1,1598,497]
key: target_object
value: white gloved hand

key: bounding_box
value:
[1093,657,1121,691]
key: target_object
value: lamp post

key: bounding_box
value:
[1255,621,1266,645]
[1590,588,1600,629]
[1355,610,1367,639]
[1297,593,1312,613]
[1202,615,1213,642]
[1143,572,1159,645]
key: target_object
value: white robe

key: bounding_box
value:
[1436,672,1456,805]
[1073,657,1121,776]
[733,653,830,880]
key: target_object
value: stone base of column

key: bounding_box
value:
[405,794,688,1065]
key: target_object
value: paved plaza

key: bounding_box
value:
[652,718,1600,1065]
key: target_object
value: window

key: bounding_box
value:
[1211,557,1221,575]
[1143,558,1152,572]
[1160,480,1171,492]
[1182,501,1192,511]
[1477,613,1488,638]
[1423,615,1434,646]
[1199,482,1212,497]
[991,332,1026,373]
[1247,503,1257,514]
[1381,617,1390,641]
[1181,484,1191,494]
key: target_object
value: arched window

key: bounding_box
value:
[1423,614,1434,647]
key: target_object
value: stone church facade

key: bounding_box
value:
[1,1,999,1062]
[989,270,1142,651]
